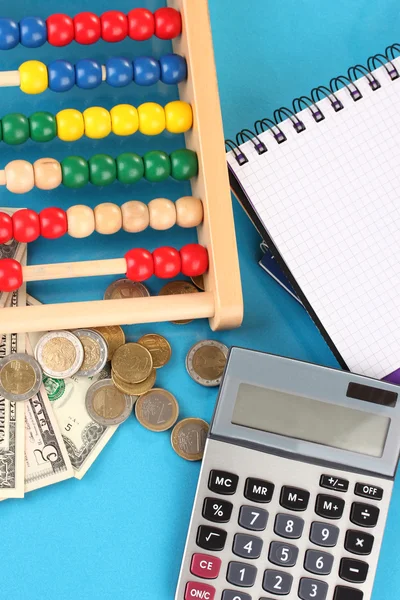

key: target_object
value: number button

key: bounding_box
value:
[298,578,328,600]
[350,502,379,528]
[274,514,304,539]
[239,505,268,531]
[208,470,239,495]
[196,525,227,551]
[344,529,374,555]
[310,522,339,547]
[202,497,233,523]
[233,533,263,559]
[263,570,293,595]
[315,494,345,519]
[221,591,251,600]
[226,562,257,588]
[304,549,334,575]
[244,477,275,503]
[339,558,369,583]
[280,486,310,511]
[268,541,299,567]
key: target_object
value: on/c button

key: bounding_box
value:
[185,581,215,600]
[190,553,221,579]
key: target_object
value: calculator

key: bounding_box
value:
[175,348,400,600]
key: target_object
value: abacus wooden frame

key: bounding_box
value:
[0,0,243,334]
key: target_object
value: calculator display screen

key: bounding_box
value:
[232,384,390,457]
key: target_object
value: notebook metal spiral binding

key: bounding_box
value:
[226,43,400,165]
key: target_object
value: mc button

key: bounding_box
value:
[244,477,275,503]
[208,470,239,495]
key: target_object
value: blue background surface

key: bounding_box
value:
[1,1,399,598]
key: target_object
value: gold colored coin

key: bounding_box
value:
[111,343,153,383]
[171,418,209,461]
[91,325,125,360]
[191,274,205,291]
[137,334,172,368]
[42,337,76,372]
[135,388,179,432]
[92,386,126,419]
[1,360,35,395]
[193,346,227,380]
[158,280,199,324]
[112,368,156,396]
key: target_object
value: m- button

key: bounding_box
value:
[208,470,239,495]
[244,477,275,503]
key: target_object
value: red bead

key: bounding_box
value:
[12,209,40,243]
[40,208,67,240]
[128,8,155,41]
[180,244,209,277]
[0,259,22,292]
[0,212,13,244]
[101,10,128,42]
[154,8,182,40]
[74,12,101,45]
[125,248,154,282]
[47,14,75,47]
[153,247,181,279]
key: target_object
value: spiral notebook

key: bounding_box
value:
[227,46,400,380]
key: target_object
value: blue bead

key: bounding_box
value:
[133,56,161,87]
[0,18,20,50]
[106,57,133,88]
[48,60,75,93]
[159,54,187,85]
[75,59,102,90]
[20,16,47,48]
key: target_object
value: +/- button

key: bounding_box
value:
[208,470,239,495]
[354,482,383,501]
[185,581,215,600]
[320,475,349,492]
[190,553,221,579]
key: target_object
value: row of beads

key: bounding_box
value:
[18,54,187,95]
[0,8,181,49]
[0,197,203,242]
[3,150,198,194]
[0,101,192,145]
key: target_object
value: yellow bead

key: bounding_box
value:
[56,109,84,142]
[138,102,165,136]
[83,107,112,140]
[110,104,139,136]
[19,60,48,95]
[165,101,193,133]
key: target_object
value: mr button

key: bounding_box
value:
[208,470,239,495]
[244,477,275,503]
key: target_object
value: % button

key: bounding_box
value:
[203,497,233,523]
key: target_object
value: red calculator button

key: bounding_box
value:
[190,553,221,579]
[185,581,216,600]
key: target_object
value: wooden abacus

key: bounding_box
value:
[0,0,243,334]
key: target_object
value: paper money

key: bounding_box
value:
[0,208,26,309]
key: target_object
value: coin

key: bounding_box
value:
[191,274,205,291]
[91,325,125,360]
[137,334,172,369]
[72,329,108,378]
[0,354,42,402]
[135,388,179,432]
[104,278,150,301]
[158,280,199,324]
[186,340,229,387]
[85,379,133,426]
[112,342,153,383]
[171,418,209,461]
[35,331,84,379]
[112,368,156,396]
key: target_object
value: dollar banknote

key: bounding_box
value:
[0,208,26,309]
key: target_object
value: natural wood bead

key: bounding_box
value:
[67,205,95,239]
[33,158,62,191]
[5,160,35,194]
[175,196,203,228]
[148,197,176,230]
[94,203,122,235]
[121,201,149,233]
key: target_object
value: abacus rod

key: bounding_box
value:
[23,257,126,282]
[0,71,20,87]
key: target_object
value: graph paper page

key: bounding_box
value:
[227,59,400,378]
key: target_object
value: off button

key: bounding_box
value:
[355,482,383,501]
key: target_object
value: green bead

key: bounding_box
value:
[0,121,3,142]
[116,153,144,184]
[143,150,171,183]
[2,113,29,145]
[170,149,198,181]
[30,112,57,143]
[89,154,117,187]
[61,156,89,189]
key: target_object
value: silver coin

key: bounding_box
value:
[72,329,108,378]
[0,353,42,402]
[104,279,150,300]
[85,379,133,426]
[186,340,229,387]
[35,331,84,379]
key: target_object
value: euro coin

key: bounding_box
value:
[186,340,229,387]
[191,274,205,290]
[112,368,156,396]
[137,334,171,368]
[171,418,209,461]
[72,329,108,378]
[111,342,153,383]
[91,325,125,360]
[85,379,133,426]
[35,331,84,379]
[0,354,42,402]
[135,388,179,432]
[104,278,150,300]
[158,280,199,324]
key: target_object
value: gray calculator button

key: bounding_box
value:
[304,549,334,575]
[227,561,257,587]
[233,533,263,559]
[310,522,339,547]
[263,570,293,595]
[274,514,304,539]
[222,591,252,600]
[298,578,329,600]
[239,505,269,531]
[269,541,299,567]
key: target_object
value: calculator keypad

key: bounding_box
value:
[268,541,299,567]
[304,549,334,575]
[244,477,275,503]
[233,533,263,559]
[274,514,304,539]
[239,505,268,531]
[202,497,233,523]
[262,569,293,595]
[309,522,339,547]
[298,577,328,600]
[196,525,227,551]
[227,561,257,587]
